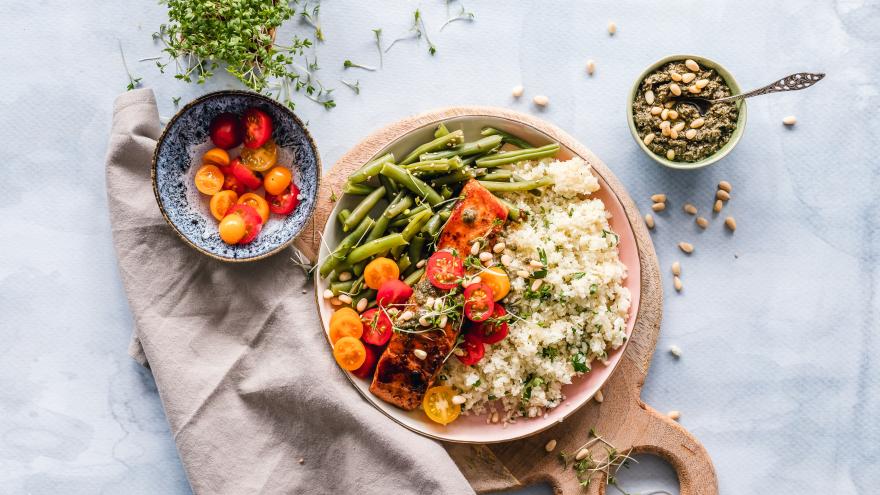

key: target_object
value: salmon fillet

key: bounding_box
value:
[370,180,508,410]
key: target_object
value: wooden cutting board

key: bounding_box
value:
[294,107,717,495]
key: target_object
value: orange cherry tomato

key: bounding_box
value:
[422,386,461,425]
[194,164,224,195]
[263,166,292,195]
[202,148,230,168]
[330,307,363,343]
[209,190,239,221]
[480,266,511,301]
[364,257,400,290]
[240,139,277,172]
[220,204,263,245]
[237,193,270,223]
[333,336,367,371]
[218,212,247,244]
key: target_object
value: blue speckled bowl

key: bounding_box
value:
[152,90,320,262]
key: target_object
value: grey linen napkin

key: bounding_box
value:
[105,89,475,495]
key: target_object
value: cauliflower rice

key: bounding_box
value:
[440,157,631,421]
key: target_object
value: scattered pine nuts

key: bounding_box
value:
[576,448,590,461]
[681,72,696,84]
[418,316,430,327]
[530,279,543,292]
[645,214,655,229]
[533,95,549,107]
[413,349,427,360]
[356,298,368,313]
[645,90,655,105]
[718,180,732,193]
[545,439,557,452]
[660,108,669,120]
[594,389,604,403]
[674,275,683,292]
[683,203,697,215]
[783,115,797,126]
[688,84,700,94]
[586,59,596,75]
[685,59,700,72]
[669,345,682,358]
[696,216,709,229]
[716,189,731,201]
[329,297,342,306]
[666,149,676,160]
[643,133,656,145]
[338,271,352,282]
[669,129,679,140]
[607,21,617,35]
[673,122,686,132]
[470,242,480,256]
[529,259,544,269]
[491,411,500,423]
[678,242,694,254]
[685,129,697,140]
[298,458,305,465]
[690,117,705,129]
[452,395,466,405]
[696,78,710,89]
[667,410,681,421]
[651,202,666,212]
[671,261,681,276]
[438,315,448,328]
[400,310,414,321]
[322,289,334,300]
[416,259,426,268]
[670,83,682,96]
[668,110,679,120]
[479,252,493,262]
[500,254,513,266]
[713,199,723,212]
[493,242,506,253]
[516,269,530,279]
[511,85,525,98]
[659,120,671,131]
[650,106,663,116]
[670,71,682,82]
[650,193,667,203]
[725,216,737,231]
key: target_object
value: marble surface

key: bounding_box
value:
[1,0,878,493]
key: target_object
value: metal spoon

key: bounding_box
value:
[674,72,825,115]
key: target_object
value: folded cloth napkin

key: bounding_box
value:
[105,89,475,495]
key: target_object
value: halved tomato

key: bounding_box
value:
[242,108,273,149]
[351,344,379,379]
[209,190,238,221]
[266,183,300,215]
[463,283,494,322]
[209,113,243,149]
[470,304,509,344]
[240,139,278,172]
[422,385,461,425]
[194,164,224,195]
[224,204,263,244]
[456,333,485,366]
[230,158,263,190]
[426,251,464,290]
[221,174,246,196]
[376,279,413,308]
[237,193,270,223]
[360,308,393,346]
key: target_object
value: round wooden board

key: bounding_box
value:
[293,107,717,495]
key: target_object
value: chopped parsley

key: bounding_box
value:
[572,353,590,373]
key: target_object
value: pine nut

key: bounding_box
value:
[400,310,414,321]
[678,242,694,253]
[725,216,737,231]
[416,259,426,268]
[338,271,352,282]
[674,275,683,292]
[356,298,368,312]
[330,297,342,306]
[643,133,656,145]
[718,180,732,193]
[479,252,493,262]
[529,259,544,269]
[671,261,681,276]
[594,389,604,403]
[669,129,678,140]
[670,71,682,81]
[645,90,655,105]
[716,189,730,201]
[690,117,705,129]
[681,72,696,83]
[783,115,797,126]
[673,122,686,132]
[338,294,353,305]
[493,242,506,253]
[645,214,655,229]
[322,289,334,300]
[685,129,697,140]
[414,349,427,360]
[650,193,667,203]
[662,127,671,137]
[696,216,709,229]
[685,59,700,72]
[576,448,590,461]
[501,254,513,266]
[531,279,543,292]
[659,120,671,131]
[661,108,669,120]
[452,395,466,405]
[533,95,549,106]
[714,199,723,212]
[650,106,663,116]
[683,203,697,215]
[665,101,674,109]
[419,316,430,326]
[668,110,679,120]
[512,85,524,98]
[652,202,666,212]
[516,270,530,278]
[586,59,596,75]
[545,439,557,452]
[607,21,617,34]
[669,345,682,357]
[491,411,500,423]
[667,410,681,420]
[696,79,710,89]
[688,84,700,94]
[670,83,682,96]
[666,149,675,160]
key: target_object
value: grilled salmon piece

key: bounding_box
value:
[370,180,507,410]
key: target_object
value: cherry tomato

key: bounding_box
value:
[221,173,246,196]
[263,166,292,195]
[469,304,509,344]
[242,108,273,149]
[376,279,413,308]
[224,204,263,244]
[237,193,270,223]
[202,148,230,168]
[426,251,464,290]
[230,158,263,190]
[333,336,366,371]
[456,333,485,366]
[329,307,363,344]
[209,113,243,149]
[351,344,379,379]
[463,283,495,322]
[422,385,461,425]
[266,183,300,215]
[360,308,393,346]
[193,164,224,195]
[218,212,247,244]
[209,190,238,221]
[240,139,278,172]
[364,257,400,290]
[480,266,511,301]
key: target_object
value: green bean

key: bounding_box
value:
[478,176,554,192]
[440,185,453,199]
[400,130,464,165]
[330,280,354,295]
[461,155,480,166]
[347,153,394,184]
[391,209,432,258]
[379,163,442,206]
[353,261,366,277]
[343,182,375,195]
[347,233,407,264]
[482,169,513,181]
[402,156,464,174]
[419,134,503,161]
[384,192,414,219]
[403,267,425,286]
[408,233,427,269]
[319,216,374,278]
[494,195,521,220]
[365,215,390,243]
[402,202,431,219]
[353,289,376,302]
[337,209,351,226]
[434,122,450,138]
[422,213,443,237]
[475,144,560,168]
[439,210,451,221]
[430,169,477,186]
[378,174,398,202]
[350,274,366,294]
[396,254,411,273]
[480,127,533,149]
[343,186,386,232]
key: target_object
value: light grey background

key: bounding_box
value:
[1,0,877,493]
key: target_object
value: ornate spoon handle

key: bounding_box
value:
[713,72,825,104]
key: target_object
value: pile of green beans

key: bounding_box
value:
[321,123,560,309]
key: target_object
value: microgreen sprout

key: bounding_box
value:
[340,79,360,94]
[171,96,181,107]
[372,29,384,68]
[300,1,324,41]
[343,60,377,71]
[441,4,475,31]
[558,430,637,490]
[118,41,142,91]
[386,9,436,55]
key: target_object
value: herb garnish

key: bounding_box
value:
[118,41,142,91]
[572,352,590,373]
[372,29,384,68]
[386,9,436,55]
[300,1,324,41]
[441,4,476,31]
[340,79,361,94]
[343,60,377,71]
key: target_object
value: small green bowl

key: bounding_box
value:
[626,54,747,170]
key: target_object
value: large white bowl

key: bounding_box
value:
[316,114,641,443]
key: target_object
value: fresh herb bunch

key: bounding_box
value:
[153,0,334,109]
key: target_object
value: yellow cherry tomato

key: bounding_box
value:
[364,257,400,290]
[194,164,224,195]
[333,336,366,371]
[240,139,278,172]
[481,266,511,301]
[209,190,239,221]
[263,166,293,195]
[422,385,461,425]
[202,148,230,168]
[237,193,270,223]
[218,213,246,244]
[329,308,363,344]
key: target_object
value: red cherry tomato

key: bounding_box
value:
[351,344,380,379]
[456,333,485,366]
[221,173,246,195]
[242,108,273,149]
[360,308,393,346]
[226,204,263,244]
[230,158,263,190]
[426,251,464,290]
[470,304,509,344]
[463,283,495,322]
[266,183,301,215]
[377,279,413,308]
[209,113,243,149]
